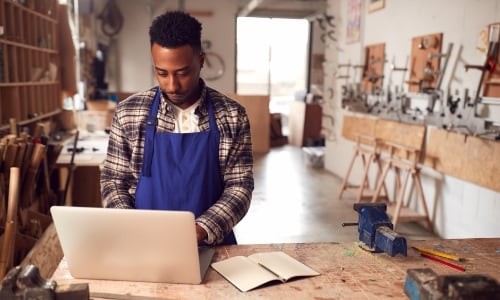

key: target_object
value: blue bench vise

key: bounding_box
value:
[343,203,407,257]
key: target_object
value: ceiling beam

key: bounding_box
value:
[238,0,266,17]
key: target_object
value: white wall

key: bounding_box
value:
[324,0,500,238]
[92,0,238,94]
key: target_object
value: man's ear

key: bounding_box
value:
[199,52,206,68]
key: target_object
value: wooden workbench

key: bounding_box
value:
[50,238,500,299]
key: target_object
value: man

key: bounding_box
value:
[100,11,254,246]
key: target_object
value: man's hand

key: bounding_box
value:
[195,224,207,242]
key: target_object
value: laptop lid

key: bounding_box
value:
[50,206,214,284]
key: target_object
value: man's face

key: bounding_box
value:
[151,43,205,109]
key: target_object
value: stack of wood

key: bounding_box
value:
[0,121,63,278]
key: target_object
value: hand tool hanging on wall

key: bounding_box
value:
[425,43,454,113]
[342,203,407,257]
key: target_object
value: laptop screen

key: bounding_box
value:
[51,206,214,284]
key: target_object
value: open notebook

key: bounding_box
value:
[50,206,214,284]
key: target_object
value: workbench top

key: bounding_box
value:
[55,130,109,166]
[51,238,500,299]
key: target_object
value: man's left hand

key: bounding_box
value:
[195,224,207,242]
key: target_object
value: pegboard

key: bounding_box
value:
[361,43,385,93]
[407,33,443,92]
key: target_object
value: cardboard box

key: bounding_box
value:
[302,146,325,169]
[86,100,117,111]
[80,100,116,131]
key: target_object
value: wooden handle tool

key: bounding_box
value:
[0,167,20,279]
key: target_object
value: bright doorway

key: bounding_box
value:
[236,17,310,135]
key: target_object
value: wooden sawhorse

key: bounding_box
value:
[370,141,433,231]
[338,133,389,203]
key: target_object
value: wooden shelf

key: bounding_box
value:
[0,80,59,87]
[0,0,62,130]
[0,38,58,53]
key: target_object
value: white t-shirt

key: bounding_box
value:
[171,99,201,133]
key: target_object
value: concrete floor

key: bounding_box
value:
[234,145,438,245]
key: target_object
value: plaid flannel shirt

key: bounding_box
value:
[100,82,254,245]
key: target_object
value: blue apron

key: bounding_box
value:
[135,88,236,245]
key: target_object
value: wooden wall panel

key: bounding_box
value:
[374,119,426,151]
[424,127,500,192]
[342,114,425,150]
[341,114,376,141]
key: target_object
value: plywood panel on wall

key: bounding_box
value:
[424,127,500,192]
[342,114,425,152]
[374,119,426,151]
[227,94,270,153]
[341,114,377,141]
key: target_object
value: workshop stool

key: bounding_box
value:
[338,133,389,203]
[370,142,433,232]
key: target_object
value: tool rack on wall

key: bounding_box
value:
[0,0,61,133]
[406,33,443,93]
[362,43,385,93]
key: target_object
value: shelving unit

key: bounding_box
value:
[0,0,61,132]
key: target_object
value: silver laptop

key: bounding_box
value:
[50,206,215,284]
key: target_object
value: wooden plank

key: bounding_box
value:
[227,94,270,154]
[341,114,377,142]
[288,101,306,147]
[375,119,426,150]
[51,239,500,299]
[288,102,322,147]
[424,126,500,192]
[20,223,63,278]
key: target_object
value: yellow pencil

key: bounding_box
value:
[411,246,462,262]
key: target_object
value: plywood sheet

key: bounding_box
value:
[425,127,500,191]
[227,94,270,153]
[20,223,63,278]
[341,114,377,142]
[375,118,426,150]
[341,114,425,148]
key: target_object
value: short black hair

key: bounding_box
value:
[149,11,202,52]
